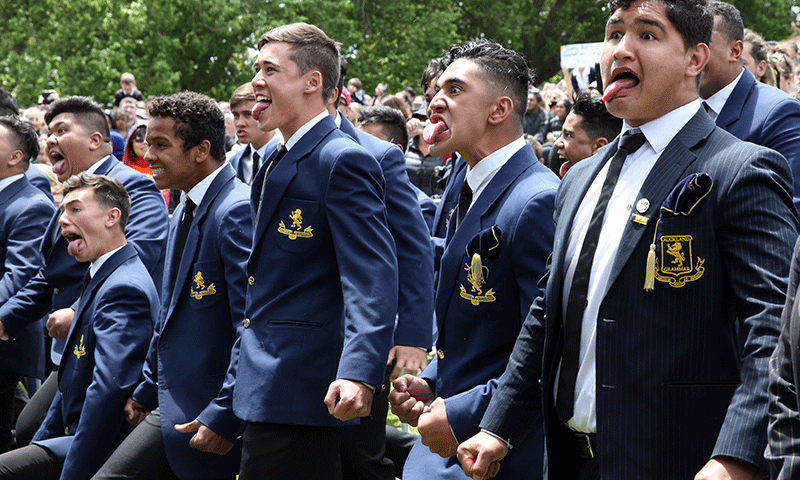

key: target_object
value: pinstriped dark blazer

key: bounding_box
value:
[480,109,799,478]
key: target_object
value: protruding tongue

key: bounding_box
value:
[422,121,448,145]
[559,160,572,178]
[67,238,84,257]
[602,78,638,102]
[52,159,66,176]
[252,101,269,121]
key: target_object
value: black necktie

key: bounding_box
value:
[80,269,91,298]
[172,198,195,281]
[250,151,260,184]
[455,179,472,230]
[255,145,288,229]
[556,131,647,425]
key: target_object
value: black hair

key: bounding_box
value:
[607,0,713,48]
[570,91,622,142]
[0,88,19,117]
[709,1,743,42]
[148,92,226,162]
[0,115,38,162]
[357,106,409,152]
[44,96,111,142]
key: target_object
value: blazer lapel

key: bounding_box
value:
[166,166,236,322]
[0,176,26,208]
[715,68,753,131]
[252,117,336,248]
[605,110,714,292]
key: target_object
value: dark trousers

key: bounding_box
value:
[0,443,62,479]
[384,425,417,478]
[239,422,343,480]
[14,370,57,448]
[341,387,394,480]
[0,371,23,453]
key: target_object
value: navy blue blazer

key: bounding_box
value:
[0,156,168,364]
[431,155,467,269]
[233,115,398,426]
[228,136,281,185]
[339,115,434,349]
[716,67,800,211]
[414,184,436,233]
[25,166,55,202]
[32,245,158,480]
[131,164,249,479]
[0,175,55,379]
[404,145,557,480]
[481,110,799,478]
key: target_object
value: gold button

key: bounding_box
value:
[437,349,445,359]
[248,276,255,286]
[53,288,59,294]
[64,427,69,435]
[243,318,251,328]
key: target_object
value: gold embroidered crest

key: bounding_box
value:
[190,271,217,299]
[460,254,496,305]
[73,334,86,359]
[278,209,313,240]
[654,235,705,288]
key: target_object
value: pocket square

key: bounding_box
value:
[465,226,502,260]
[660,172,713,217]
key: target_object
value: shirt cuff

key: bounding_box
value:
[480,428,513,450]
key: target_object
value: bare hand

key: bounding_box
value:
[124,398,149,427]
[174,419,235,455]
[324,379,373,421]
[387,345,428,382]
[0,320,5,340]
[694,456,766,480]
[457,431,509,479]
[417,397,458,457]
[46,308,75,340]
[388,374,434,426]
[407,118,423,138]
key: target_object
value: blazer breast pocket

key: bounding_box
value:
[274,198,320,254]
[71,324,92,370]
[188,261,223,310]
[651,216,710,290]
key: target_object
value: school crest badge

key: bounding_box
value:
[654,235,705,288]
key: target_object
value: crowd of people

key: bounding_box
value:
[2,0,800,479]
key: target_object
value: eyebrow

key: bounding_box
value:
[606,16,667,34]
[59,198,81,213]
[439,77,467,90]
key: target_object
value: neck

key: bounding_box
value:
[92,238,126,263]
[462,127,521,168]
[252,130,276,150]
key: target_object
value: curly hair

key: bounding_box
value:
[148,92,226,162]
[570,91,622,142]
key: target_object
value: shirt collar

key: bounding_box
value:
[702,67,744,117]
[0,173,24,195]
[86,155,112,175]
[89,244,125,278]
[622,99,701,154]
[333,110,343,128]
[465,137,527,192]
[182,162,227,208]
[284,110,329,152]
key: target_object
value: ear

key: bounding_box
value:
[730,40,744,63]
[487,96,514,126]
[756,59,768,79]
[88,131,105,151]
[592,137,609,154]
[305,70,323,96]
[7,149,25,168]
[686,43,710,78]
[193,139,211,164]
[105,207,122,229]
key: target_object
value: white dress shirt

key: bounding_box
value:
[559,99,702,433]
[464,137,527,210]
[702,67,744,121]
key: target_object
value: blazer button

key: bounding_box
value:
[64,427,69,435]
[244,318,251,328]
[437,349,445,359]
[248,276,255,286]
[53,288,59,295]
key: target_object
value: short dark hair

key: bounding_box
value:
[420,57,448,92]
[62,173,131,231]
[44,96,111,142]
[0,115,38,162]
[529,91,543,103]
[442,40,534,122]
[229,83,256,110]
[744,28,769,64]
[607,0,713,48]
[710,1,743,42]
[257,23,341,103]
[570,91,622,142]
[0,88,19,117]
[357,106,409,152]
[148,92,226,162]
[336,56,348,108]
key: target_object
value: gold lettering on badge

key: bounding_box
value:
[460,254,496,305]
[654,235,705,288]
[190,271,217,300]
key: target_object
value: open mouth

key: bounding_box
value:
[252,95,272,121]
[50,150,67,176]
[422,116,449,145]
[63,231,85,257]
[603,70,640,102]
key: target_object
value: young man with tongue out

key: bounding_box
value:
[457,1,798,479]
[0,173,158,480]
[232,23,397,480]
[387,39,559,480]
[0,97,168,448]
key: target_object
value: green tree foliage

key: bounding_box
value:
[0,0,796,108]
